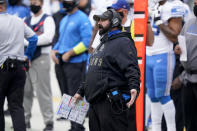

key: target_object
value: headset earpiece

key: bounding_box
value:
[108,9,122,28]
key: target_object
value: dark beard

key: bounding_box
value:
[98,23,111,35]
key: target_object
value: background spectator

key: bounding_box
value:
[23,0,55,130]
[6,0,30,19]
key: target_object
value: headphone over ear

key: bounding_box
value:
[108,9,122,28]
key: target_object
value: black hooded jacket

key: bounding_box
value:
[77,31,140,103]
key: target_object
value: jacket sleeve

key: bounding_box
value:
[25,35,38,60]
[76,82,85,97]
[114,38,141,95]
[37,16,55,46]
[73,16,92,55]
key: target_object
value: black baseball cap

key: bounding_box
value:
[0,0,5,4]
[93,10,113,21]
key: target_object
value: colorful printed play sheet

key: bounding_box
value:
[57,94,89,124]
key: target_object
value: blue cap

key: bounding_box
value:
[109,0,130,11]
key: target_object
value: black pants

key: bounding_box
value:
[171,55,184,131]
[127,104,136,131]
[62,62,86,131]
[171,88,184,131]
[55,64,67,95]
[0,64,26,131]
[171,56,184,131]
[89,98,136,131]
[182,82,197,131]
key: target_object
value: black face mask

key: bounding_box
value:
[63,2,76,12]
[30,5,41,14]
[8,0,19,6]
[193,5,197,17]
[98,22,111,35]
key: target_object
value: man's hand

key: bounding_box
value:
[153,3,163,26]
[62,52,71,62]
[127,89,138,108]
[73,93,83,104]
[36,31,42,36]
[174,45,182,55]
[172,77,182,90]
[51,50,59,64]
[62,50,75,62]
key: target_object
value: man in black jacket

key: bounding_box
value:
[74,9,140,131]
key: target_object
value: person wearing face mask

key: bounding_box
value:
[73,9,140,131]
[6,0,30,19]
[109,0,133,32]
[23,0,55,130]
[78,0,91,15]
[52,0,67,96]
[109,0,154,46]
[89,0,154,53]
[51,0,92,130]
[51,0,68,121]
[172,0,197,130]
[52,0,91,102]
[89,0,131,53]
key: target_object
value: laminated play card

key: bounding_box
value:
[57,94,89,124]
